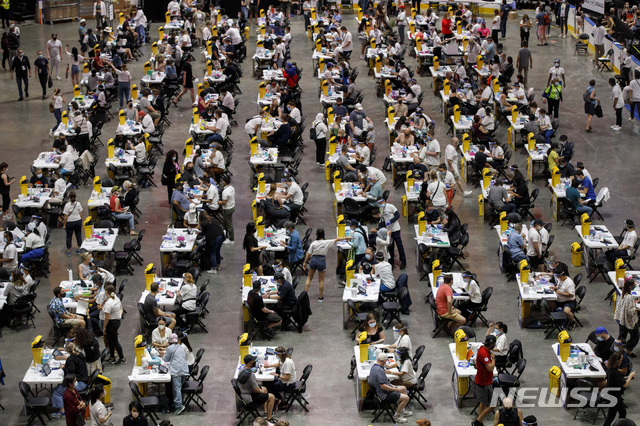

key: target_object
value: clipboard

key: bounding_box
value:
[76,300,89,316]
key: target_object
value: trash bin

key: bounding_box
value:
[549,366,561,396]
[571,242,582,267]
[95,375,111,403]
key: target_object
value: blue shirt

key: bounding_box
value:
[581,177,596,200]
[286,230,304,264]
[163,343,189,377]
[278,280,297,306]
[368,363,392,400]
[350,227,367,255]
[507,231,526,261]
[49,297,66,324]
[171,189,191,211]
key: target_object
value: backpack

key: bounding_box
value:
[543,13,550,25]
[583,87,592,103]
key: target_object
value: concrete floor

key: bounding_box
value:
[0,10,639,426]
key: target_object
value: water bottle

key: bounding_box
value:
[252,271,258,282]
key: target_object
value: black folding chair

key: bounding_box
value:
[407,362,432,410]
[541,298,567,339]
[19,381,51,425]
[283,364,313,412]
[182,365,209,412]
[232,378,261,425]
[128,381,160,423]
[427,293,453,337]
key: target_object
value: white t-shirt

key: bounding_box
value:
[221,185,235,210]
[210,150,225,169]
[308,239,337,256]
[425,139,441,166]
[366,167,386,186]
[206,184,219,210]
[103,295,122,320]
[375,261,395,288]
[548,66,565,81]
[399,359,417,385]
[342,31,353,52]
[63,201,83,222]
[527,227,541,257]
[47,39,63,58]
[59,151,75,171]
[152,327,169,346]
[2,243,17,271]
[445,144,459,173]
[287,181,304,205]
[380,203,401,232]
[492,15,501,30]
[89,400,108,426]
[427,180,447,207]
[629,79,640,102]
[280,357,297,385]
[395,333,412,357]
[556,277,576,302]
[439,170,455,187]
[245,116,263,135]
[622,230,638,255]
[356,144,370,165]
[612,84,623,109]
[134,142,147,162]
[25,233,44,249]
[494,333,509,356]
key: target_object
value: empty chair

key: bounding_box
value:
[182,365,209,412]
[19,381,51,426]
[128,381,160,423]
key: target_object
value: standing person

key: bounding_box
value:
[396,5,406,45]
[303,228,350,301]
[219,175,235,244]
[33,50,49,99]
[558,0,569,37]
[283,221,303,267]
[243,222,266,275]
[375,197,406,269]
[51,87,64,131]
[102,284,126,365]
[610,77,624,131]
[93,1,106,29]
[133,6,147,42]
[542,78,562,123]
[584,79,598,132]
[602,352,636,426]
[163,333,190,415]
[173,54,195,106]
[628,70,640,121]
[1,32,9,71]
[520,14,532,44]
[0,162,14,219]
[614,278,640,357]
[535,7,547,45]
[10,47,29,100]
[592,21,607,63]
[470,334,497,426]
[202,211,225,274]
[62,191,83,256]
[311,113,328,166]
[109,61,130,108]
[64,44,85,87]
[1,0,9,29]
[516,41,532,86]
[162,150,180,204]
[0,231,17,272]
[60,374,87,423]
[491,10,500,43]
[46,33,62,80]
[500,0,510,39]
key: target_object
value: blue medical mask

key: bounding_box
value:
[597,336,604,341]
[37,173,43,178]
[613,346,621,352]
[365,254,372,260]
[369,321,376,328]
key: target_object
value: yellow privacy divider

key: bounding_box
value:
[500,211,508,234]
[134,335,144,366]
[243,264,252,287]
[580,213,591,236]
[417,211,425,235]
[519,259,529,283]
[238,333,250,361]
[31,335,44,365]
[145,264,155,290]
[454,328,468,360]
[558,330,572,362]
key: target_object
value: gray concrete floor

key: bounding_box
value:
[0,10,639,426]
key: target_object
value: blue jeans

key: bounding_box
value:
[209,234,223,268]
[21,248,44,263]
[541,129,554,144]
[118,82,130,108]
[388,230,406,265]
[172,375,187,409]
[16,73,28,98]
[53,381,87,409]
[53,108,62,131]
[576,204,593,216]
[241,6,248,19]
[380,283,395,292]
[206,133,224,143]
[136,24,145,42]
[113,212,135,230]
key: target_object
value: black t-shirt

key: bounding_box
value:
[425,208,440,223]
[475,151,489,169]
[595,335,615,361]
[29,175,47,187]
[513,182,530,206]
[248,290,267,320]
[183,62,193,83]
[606,368,626,399]
[244,234,260,267]
[277,281,297,307]
[143,293,158,321]
[357,324,384,344]
[82,336,101,363]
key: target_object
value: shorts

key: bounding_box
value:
[71,64,80,76]
[556,300,577,311]
[383,391,401,404]
[451,167,461,180]
[265,312,281,324]
[250,4,259,14]
[584,102,596,116]
[309,255,326,272]
[251,392,269,404]
[281,2,291,14]
[441,311,465,323]
[63,318,84,327]
[149,111,161,122]
[474,383,493,406]
[529,254,543,269]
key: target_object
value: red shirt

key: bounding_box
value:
[475,346,494,386]
[109,194,117,212]
[435,284,452,316]
[442,18,453,35]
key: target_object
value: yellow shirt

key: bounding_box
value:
[548,150,559,170]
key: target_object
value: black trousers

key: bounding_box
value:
[616,107,623,127]
[106,319,124,359]
[618,322,640,352]
[603,396,626,426]
[65,219,82,249]
[38,73,48,97]
[314,137,326,164]
[547,98,560,119]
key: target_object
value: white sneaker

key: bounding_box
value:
[206,269,218,274]
[56,76,61,80]
[613,125,621,131]
[393,415,408,423]
[402,409,414,416]
[463,190,473,197]
[223,239,234,245]
[610,125,617,129]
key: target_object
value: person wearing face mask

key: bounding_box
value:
[33,50,49,99]
[387,346,418,388]
[575,169,597,202]
[381,323,413,357]
[21,222,45,264]
[358,247,378,274]
[459,271,482,321]
[109,186,138,235]
[272,259,292,283]
[542,78,562,123]
[487,321,509,365]
[2,271,28,308]
[0,231,18,272]
[162,150,180,204]
[263,272,297,323]
[614,278,640,358]
[282,221,303,266]
[9,48,30,101]
[374,197,406,269]
[602,352,637,426]
[102,284,126,364]
[606,220,637,265]
[123,400,148,425]
[348,311,385,379]
[347,219,368,266]
[548,263,577,326]
[173,272,198,331]
[276,176,304,221]
[27,168,48,188]
[566,177,593,217]
[492,397,523,426]
[608,340,631,375]
[592,326,616,361]
[46,33,63,80]
[151,317,171,356]
[89,384,112,426]
[237,354,278,423]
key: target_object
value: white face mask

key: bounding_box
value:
[159,325,166,330]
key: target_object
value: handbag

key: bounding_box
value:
[48,75,53,88]
[49,102,55,113]
[595,102,603,118]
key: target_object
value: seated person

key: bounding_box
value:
[171,182,191,220]
[247,280,282,337]
[29,169,49,188]
[459,271,483,320]
[183,203,200,229]
[408,156,428,181]
[357,247,377,274]
[592,326,616,361]
[424,200,441,224]
[263,272,297,314]
[566,178,593,217]
[387,346,418,388]
[472,114,493,143]
[506,223,528,263]
[488,142,504,168]
[605,219,637,264]
[537,109,554,144]
[575,169,597,203]
[267,114,292,149]
[549,263,577,327]
[367,351,412,424]
[395,127,414,147]
[488,179,515,213]
[109,187,137,235]
[151,317,171,356]
[557,157,574,178]
[355,139,370,166]
[372,251,395,293]
[142,282,177,329]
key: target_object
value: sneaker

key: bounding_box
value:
[52,411,65,419]
[115,358,127,365]
[613,126,621,131]
[66,251,71,257]
[402,410,414,416]
[107,357,117,364]
[174,405,186,415]
[318,297,324,302]
[630,117,634,121]
[206,269,218,274]
[393,414,408,423]
[611,125,617,129]
[463,190,473,197]
[56,76,61,80]
[223,239,234,244]
[74,249,82,254]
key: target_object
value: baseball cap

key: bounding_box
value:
[376,351,389,361]
[169,333,178,343]
[533,219,545,226]
[80,19,86,23]
[375,251,384,261]
[189,203,196,213]
[244,354,257,364]
[483,334,497,346]
[138,111,145,117]
[626,219,635,227]
[349,219,359,227]
[355,103,363,110]
[595,327,608,335]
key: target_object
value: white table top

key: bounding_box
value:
[160,228,199,253]
[257,93,280,107]
[449,342,498,378]
[415,47,435,57]
[139,277,183,309]
[80,228,119,252]
[333,182,367,203]
[460,144,494,164]
[320,91,344,104]
[472,65,491,78]
[242,276,278,304]
[69,96,95,110]
[430,66,452,79]
[528,144,550,162]
[116,122,143,137]
[105,152,136,168]
[506,114,526,131]
[574,225,616,249]
[261,69,286,81]
[342,274,381,303]
[33,152,61,169]
[390,144,418,163]
[204,71,227,83]
[495,225,529,248]
[450,115,473,131]
[22,348,67,386]
[14,188,52,209]
[87,187,113,208]
[257,227,288,252]
[128,365,172,384]
[52,121,77,138]
[552,343,606,379]
[404,181,422,202]
[312,50,335,60]
[414,225,451,248]
[253,49,275,60]
[234,346,278,382]
[141,71,166,84]
[517,273,558,301]
[429,273,470,301]
[354,345,397,382]
[250,148,279,165]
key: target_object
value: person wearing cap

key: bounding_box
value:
[470,334,497,426]
[349,103,374,138]
[78,18,87,41]
[181,203,199,229]
[548,263,577,326]
[492,397,523,426]
[163,333,189,415]
[247,279,282,336]
[109,186,137,235]
[605,220,637,264]
[237,354,278,423]
[592,326,616,361]
[526,219,545,271]
[372,250,395,293]
[368,350,413,423]
[264,272,297,322]
[137,110,155,134]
